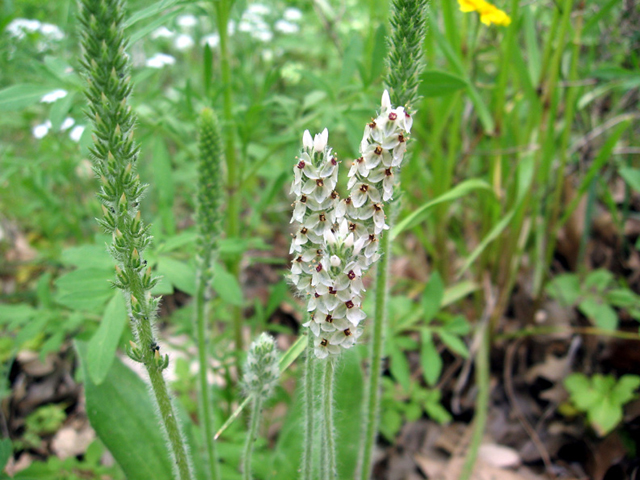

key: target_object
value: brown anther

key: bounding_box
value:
[374,146,383,155]
[297,161,305,169]
[398,133,405,143]
[325,314,333,323]
[316,178,324,187]
[368,120,376,128]
[315,292,320,298]
[389,112,397,121]
[344,328,352,337]
[319,213,326,222]
[328,287,337,295]
[385,168,392,176]
[357,156,364,163]
[331,157,338,165]
[347,270,356,280]
[301,227,308,235]
[320,338,328,347]
[345,197,352,205]
[369,233,376,241]
[316,263,323,272]
[359,184,369,193]
[373,203,382,211]
[300,195,307,203]
[349,223,357,231]
[295,256,303,263]
[316,249,323,255]
[331,191,339,199]
[345,300,354,309]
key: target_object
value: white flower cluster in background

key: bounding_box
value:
[289,91,413,359]
[6,19,64,40]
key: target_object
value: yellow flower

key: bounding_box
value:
[457,0,511,27]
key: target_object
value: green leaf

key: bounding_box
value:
[578,299,618,331]
[565,373,600,412]
[437,330,469,358]
[421,271,444,323]
[0,438,11,472]
[0,84,59,111]
[420,329,442,387]
[389,340,411,391]
[125,0,182,27]
[547,274,580,306]
[442,281,478,307]
[419,70,467,97]
[61,245,113,269]
[54,268,113,313]
[278,335,306,373]
[86,293,127,385]
[156,257,196,296]
[610,375,640,405]
[392,179,492,239]
[584,269,614,292]
[380,408,403,441]
[619,167,640,192]
[457,208,516,277]
[588,397,622,437]
[75,341,174,480]
[211,262,244,306]
[152,139,176,236]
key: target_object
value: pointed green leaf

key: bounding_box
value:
[87,293,127,385]
[75,341,174,480]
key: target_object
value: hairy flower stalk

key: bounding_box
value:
[194,108,224,480]
[290,95,411,479]
[357,1,427,478]
[78,1,193,478]
[241,334,280,480]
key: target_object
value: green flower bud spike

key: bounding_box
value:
[193,108,225,480]
[78,0,193,478]
[241,333,280,480]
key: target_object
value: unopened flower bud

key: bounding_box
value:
[242,333,280,399]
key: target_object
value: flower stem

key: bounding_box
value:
[321,359,337,480]
[356,228,390,480]
[147,364,194,480]
[214,0,243,353]
[459,318,490,480]
[195,266,219,480]
[241,394,262,480]
[301,332,315,480]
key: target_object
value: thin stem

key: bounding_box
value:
[241,395,263,480]
[301,332,315,480]
[195,264,219,480]
[321,360,337,480]
[356,229,390,480]
[214,0,243,353]
[146,350,194,480]
[459,318,490,480]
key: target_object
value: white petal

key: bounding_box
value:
[314,128,329,153]
[381,90,391,109]
[303,130,313,149]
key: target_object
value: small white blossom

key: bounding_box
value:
[247,3,271,16]
[176,14,197,28]
[314,128,328,153]
[145,53,175,68]
[32,120,51,139]
[275,20,299,34]
[202,33,220,48]
[283,8,303,21]
[60,117,75,131]
[151,26,175,39]
[69,125,85,142]
[40,23,64,40]
[174,33,194,50]
[6,18,41,39]
[40,89,67,103]
[252,29,273,42]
